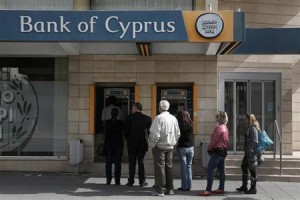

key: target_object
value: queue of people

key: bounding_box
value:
[101,95,261,196]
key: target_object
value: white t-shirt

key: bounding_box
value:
[101,104,123,121]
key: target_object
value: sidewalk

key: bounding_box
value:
[0,172,299,200]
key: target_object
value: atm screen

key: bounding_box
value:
[158,87,192,118]
[168,101,178,116]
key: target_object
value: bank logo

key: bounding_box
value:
[0,68,39,152]
[196,13,224,38]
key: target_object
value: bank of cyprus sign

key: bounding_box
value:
[196,13,224,38]
[0,10,188,42]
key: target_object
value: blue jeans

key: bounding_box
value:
[178,147,194,190]
[206,153,225,192]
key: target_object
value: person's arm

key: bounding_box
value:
[101,108,105,121]
[148,117,161,148]
[208,126,223,151]
[124,116,131,140]
[118,107,124,121]
[175,120,181,142]
[146,116,152,136]
[249,126,258,152]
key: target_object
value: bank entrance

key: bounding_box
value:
[219,73,281,154]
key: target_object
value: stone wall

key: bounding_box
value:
[219,0,300,28]
[68,55,218,174]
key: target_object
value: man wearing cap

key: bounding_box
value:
[149,100,181,197]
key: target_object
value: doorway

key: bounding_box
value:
[219,73,281,153]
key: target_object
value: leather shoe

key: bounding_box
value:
[199,191,212,196]
[212,189,225,194]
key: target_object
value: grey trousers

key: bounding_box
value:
[152,147,174,193]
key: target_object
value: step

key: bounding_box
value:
[226,166,300,176]
[226,174,300,182]
[226,159,300,168]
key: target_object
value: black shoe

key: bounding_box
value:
[140,182,148,187]
[115,182,121,186]
[126,182,134,186]
[245,187,257,194]
[178,187,190,191]
[236,186,248,193]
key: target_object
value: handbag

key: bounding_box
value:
[256,130,273,153]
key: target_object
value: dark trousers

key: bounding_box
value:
[241,155,257,179]
[106,146,123,184]
[152,147,174,193]
[128,150,146,184]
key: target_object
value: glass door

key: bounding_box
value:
[221,74,280,153]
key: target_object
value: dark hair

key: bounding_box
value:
[107,95,117,105]
[177,110,193,127]
[111,108,119,119]
[133,102,143,111]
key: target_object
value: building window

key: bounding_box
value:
[91,0,194,10]
[0,58,68,156]
[0,0,73,10]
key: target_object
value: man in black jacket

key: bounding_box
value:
[125,102,152,187]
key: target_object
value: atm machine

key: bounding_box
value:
[158,87,193,117]
[95,86,134,162]
[96,87,134,133]
[161,89,187,116]
[104,88,131,120]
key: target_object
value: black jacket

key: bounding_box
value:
[105,119,124,147]
[177,121,194,148]
[125,112,152,152]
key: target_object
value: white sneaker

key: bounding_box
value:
[151,191,164,197]
[166,189,174,195]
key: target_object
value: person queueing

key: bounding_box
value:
[200,111,229,196]
[236,113,260,194]
[125,102,152,187]
[104,108,124,185]
[149,100,180,197]
[176,110,194,191]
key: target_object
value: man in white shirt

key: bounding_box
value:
[149,100,180,197]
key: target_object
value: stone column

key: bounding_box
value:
[73,0,90,10]
[194,0,218,10]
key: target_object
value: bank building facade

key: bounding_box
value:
[0,0,300,181]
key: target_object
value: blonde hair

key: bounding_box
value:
[246,113,261,131]
[216,111,228,125]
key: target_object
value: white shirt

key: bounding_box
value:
[101,104,123,121]
[149,111,180,150]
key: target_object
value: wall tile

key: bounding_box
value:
[94,61,115,72]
